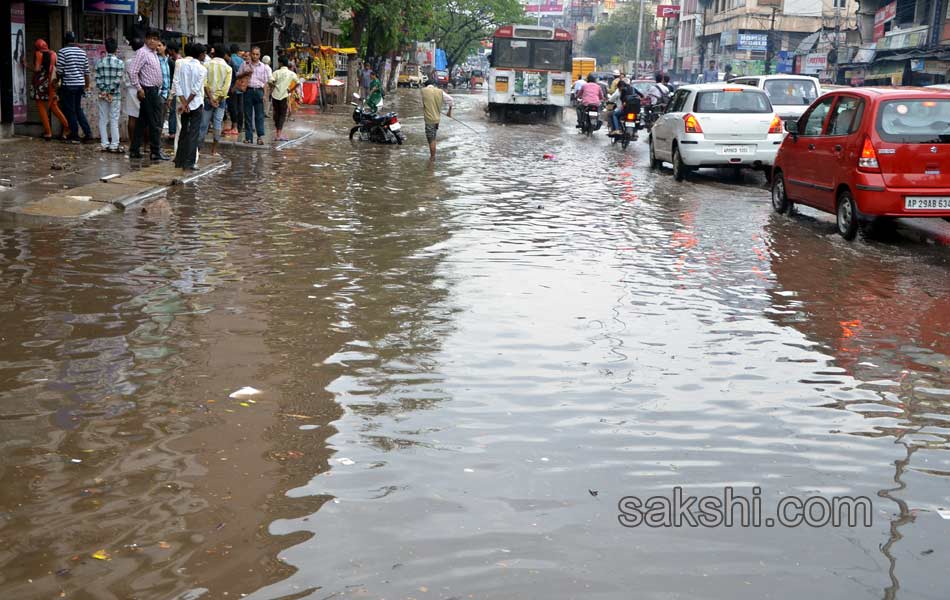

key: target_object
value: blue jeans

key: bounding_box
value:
[168,102,177,135]
[243,88,265,141]
[611,107,624,131]
[60,85,92,140]
[199,99,227,149]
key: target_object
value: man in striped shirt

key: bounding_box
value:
[56,31,93,144]
[200,44,233,156]
[128,29,170,160]
[95,37,123,152]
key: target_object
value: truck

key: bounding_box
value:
[572,57,596,82]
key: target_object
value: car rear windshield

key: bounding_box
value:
[877,99,950,143]
[694,90,772,113]
[763,79,818,106]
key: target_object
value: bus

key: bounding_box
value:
[487,24,573,122]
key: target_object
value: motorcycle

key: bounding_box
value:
[579,103,603,137]
[349,94,405,145]
[609,98,641,150]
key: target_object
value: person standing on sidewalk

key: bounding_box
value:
[164,41,179,140]
[30,38,70,141]
[157,40,172,140]
[174,43,207,171]
[421,83,452,160]
[123,37,143,147]
[268,55,297,142]
[237,46,271,145]
[56,31,93,144]
[128,30,170,160]
[200,44,232,156]
[95,37,124,153]
[224,45,244,136]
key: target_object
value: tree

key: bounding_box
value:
[326,0,435,94]
[585,4,653,67]
[428,0,525,76]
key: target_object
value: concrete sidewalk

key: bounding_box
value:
[0,138,229,224]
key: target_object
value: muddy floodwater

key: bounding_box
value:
[1,92,949,600]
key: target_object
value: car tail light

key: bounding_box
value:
[683,113,703,134]
[768,115,783,134]
[858,136,880,171]
[626,112,637,121]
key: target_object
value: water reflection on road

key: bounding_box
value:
[0,91,947,600]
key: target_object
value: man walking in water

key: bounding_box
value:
[421,83,452,160]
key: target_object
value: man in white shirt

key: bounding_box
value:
[174,43,208,171]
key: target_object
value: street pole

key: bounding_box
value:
[634,0,645,78]
[763,6,776,75]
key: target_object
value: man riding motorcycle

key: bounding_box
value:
[607,80,643,135]
[645,73,671,108]
[575,73,605,129]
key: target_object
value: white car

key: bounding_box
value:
[728,74,821,122]
[648,83,785,181]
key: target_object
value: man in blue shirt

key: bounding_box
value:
[225,45,244,135]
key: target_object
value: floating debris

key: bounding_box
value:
[229,386,261,399]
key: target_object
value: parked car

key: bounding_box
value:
[771,87,950,240]
[730,74,821,123]
[434,70,450,88]
[648,83,784,181]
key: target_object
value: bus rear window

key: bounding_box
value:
[694,90,772,113]
[877,99,950,143]
[492,39,530,69]
[491,39,570,71]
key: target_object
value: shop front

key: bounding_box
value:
[202,4,274,57]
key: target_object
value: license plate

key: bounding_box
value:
[719,145,753,155]
[588,112,599,117]
[625,121,636,126]
[389,122,401,131]
[905,196,950,210]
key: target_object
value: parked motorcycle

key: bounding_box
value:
[349,94,405,145]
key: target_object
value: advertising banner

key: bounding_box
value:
[737,32,768,51]
[524,0,565,14]
[803,52,827,74]
[656,4,681,18]
[11,3,27,123]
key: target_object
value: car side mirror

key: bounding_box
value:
[784,119,798,138]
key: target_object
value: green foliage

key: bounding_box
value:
[584,4,653,65]
[427,0,527,71]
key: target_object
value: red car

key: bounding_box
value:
[771,87,950,239]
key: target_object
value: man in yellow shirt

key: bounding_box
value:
[421,83,452,160]
[200,44,232,155]
[269,56,298,142]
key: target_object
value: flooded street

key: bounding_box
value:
[1,90,949,600]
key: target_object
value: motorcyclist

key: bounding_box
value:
[576,73,605,128]
[607,80,642,136]
[645,73,670,107]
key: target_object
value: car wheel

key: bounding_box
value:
[836,190,859,241]
[649,136,661,169]
[771,172,790,214]
[672,145,688,181]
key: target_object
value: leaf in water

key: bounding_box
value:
[91,549,110,560]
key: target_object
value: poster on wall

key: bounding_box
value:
[11,3,28,123]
